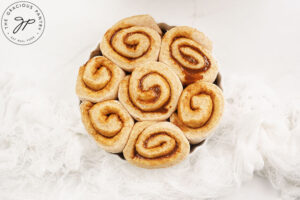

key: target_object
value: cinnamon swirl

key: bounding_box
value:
[123,121,190,168]
[159,26,218,85]
[76,56,125,103]
[170,81,224,144]
[100,15,162,72]
[118,61,183,121]
[80,100,134,153]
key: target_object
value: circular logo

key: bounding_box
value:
[1,1,45,45]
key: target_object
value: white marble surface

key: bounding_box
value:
[0,0,299,199]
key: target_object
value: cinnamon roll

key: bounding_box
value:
[118,61,183,121]
[100,15,162,72]
[80,100,134,153]
[170,81,224,144]
[76,56,125,103]
[159,26,218,85]
[123,121,190,168]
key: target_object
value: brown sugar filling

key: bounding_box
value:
[109,28,152,61]
[82,64,113,92]
[87,107,124,139]
[170,36,211,84]
[133,132,179,160]
[128,72,171,114]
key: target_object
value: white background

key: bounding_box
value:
[0,0,299,199]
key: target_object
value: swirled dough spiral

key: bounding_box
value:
[100,15,162,72]
[118,61,183,121]
[170,81,224,144]
[123,121,190,168]
[80,100,134,153]
[159,26,218,85]
[76,56,125,103]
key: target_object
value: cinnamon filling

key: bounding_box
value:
[138,72,161,103]
[128,73,171,114]
[133,132,179,160]
[170,36,211,84]
[82,63,112,92]
[88,109,124,139]
[186,92,215,128]
[109,28,151,61]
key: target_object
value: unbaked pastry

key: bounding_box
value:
[80,100,134,153]
[159,26,218,85]
[118,61,183,121]
[76,15,225,169]
[76,56,125,103]
[123,121,190,168]
[170,81,224,144]
[100,15,162,72]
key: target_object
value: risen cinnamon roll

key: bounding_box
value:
[118,61,183,121]
[76,56,125,103]
[170,81,224,144]
[100,15,162,72]
[123,121,190,168]
[80,100,134,153]
[159,26,218,85]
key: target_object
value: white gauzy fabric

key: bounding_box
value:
[0,68,299,200]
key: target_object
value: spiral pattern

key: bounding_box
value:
[159,26,218,85]
[100,15,162,72]
[170,81,224,144]
[123,121,190,168]
[118,61,183,121]
[76,56,125,103]
[76,15,225,168]
[80,100,134,153]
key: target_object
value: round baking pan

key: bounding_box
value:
[82,22,223,159]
